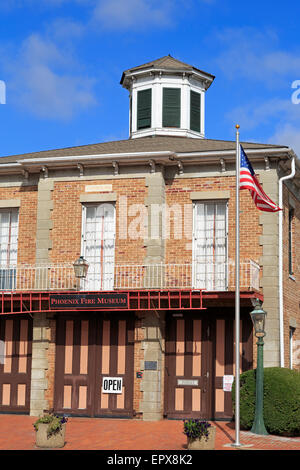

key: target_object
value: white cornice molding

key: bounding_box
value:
[0,146,295,176]
[22,169,29,181]
[122,67,214,90]
[18,150,176,167]
[264,156,270,171]
[177,160,183,175]
[220,158,226,172]
[77,163,84,177]
[148,159,156,174]
[176,147,292,159]
[41,166,48,178]
[112,161,119,175]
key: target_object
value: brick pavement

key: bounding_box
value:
[0,415,299,451]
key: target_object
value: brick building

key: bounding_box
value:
[0,56,299,421]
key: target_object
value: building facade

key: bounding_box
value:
[0,56,299,421]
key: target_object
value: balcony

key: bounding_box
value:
[0,260,260,292]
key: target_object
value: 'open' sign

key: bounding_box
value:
[102,377,123,394]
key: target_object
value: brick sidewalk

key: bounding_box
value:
[0,415,299,451]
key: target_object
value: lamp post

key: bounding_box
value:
[73,256,89,289]
[250,299,268,435]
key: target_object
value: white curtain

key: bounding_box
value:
[0,210,18,266]
[0,209,19,290]
[193,203,206,289]
[193,201,227,290]
[215,203,227,290]
[0,211,10,268]
[82,203,115,291]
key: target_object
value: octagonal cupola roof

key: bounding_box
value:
[121,55,215,140]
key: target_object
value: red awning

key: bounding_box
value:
[0,289,263,315]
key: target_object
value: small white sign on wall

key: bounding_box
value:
[102,377,123,394]
[223,375,234,392]
[85,184,113,193]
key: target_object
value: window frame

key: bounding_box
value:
[81,202,116,291]
[0,208,19,267]
[136,88,152,130]
[162,87,181,128]
[289,326,296,369]
[192,199,229,290]
[288,206,294,276]
[0,208,19,290]
[190,89,201,133]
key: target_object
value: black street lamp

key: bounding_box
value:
[250,299,268,435]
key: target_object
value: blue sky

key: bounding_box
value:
[0,0,300,157]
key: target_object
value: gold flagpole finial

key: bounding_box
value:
[236,124,240,130]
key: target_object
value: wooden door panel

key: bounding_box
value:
[0,316,32,413]
[54,313,134,418]
[213,311,253,420]
[95,315,134,417]
[165,310,253,420]
[54,316,95,416]
[164,313,211,419]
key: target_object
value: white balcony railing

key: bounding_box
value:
[0,260,260,292]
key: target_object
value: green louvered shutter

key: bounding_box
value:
[190,90,201,132]
[163,88,181,128]
[137,89,152,129]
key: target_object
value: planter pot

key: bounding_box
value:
[35,423,66,448]
[187,425,216,450]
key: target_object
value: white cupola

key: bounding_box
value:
[120,55,215,139]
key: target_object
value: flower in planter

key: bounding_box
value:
[33,413,68,439]
[183,419,211,441]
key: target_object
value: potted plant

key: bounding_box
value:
[33,413,68,448]
[183,419,216,450]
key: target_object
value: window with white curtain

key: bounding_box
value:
[81,203,116,291]
[192,200,227,290]
[289,327,296,369]
[0,209,19,290]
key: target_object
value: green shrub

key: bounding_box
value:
[232,367,300,436]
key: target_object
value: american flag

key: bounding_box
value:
[240,145,281,212]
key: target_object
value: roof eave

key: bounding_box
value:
[0,146,294,175]
[0,146,288,171]
[121,67,215,90]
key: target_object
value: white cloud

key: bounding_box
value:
[19,33,67,67]
[91,0,174,30]
[268,123,300,158]
[212,26,300,156]
[224,95,300,159]
[226,95,300,155]
[0,0,92,11]
[214,27,300,87]
[48,17,85,41]
[226,98,300,131]
[3,33,97,120]
[0,0,178,31]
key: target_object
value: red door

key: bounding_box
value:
[0,316,32,413]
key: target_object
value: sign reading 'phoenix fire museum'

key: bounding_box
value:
[50,293,128,309]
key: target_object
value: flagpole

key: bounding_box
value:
[233,124,241,447]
